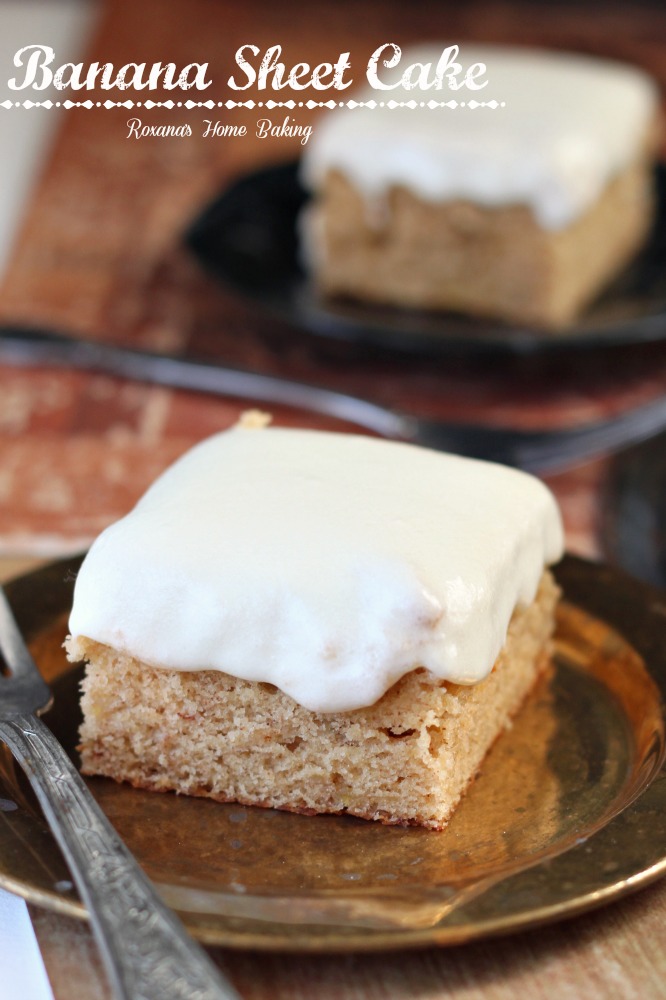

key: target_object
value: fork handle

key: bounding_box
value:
[0,713,241,1000]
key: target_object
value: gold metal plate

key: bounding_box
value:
[0,555,665,952]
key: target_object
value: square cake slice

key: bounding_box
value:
[66,419,564,830]
[300,45,660,328]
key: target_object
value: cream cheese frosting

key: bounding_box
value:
[68,426,564,713]
[301,45,658,230]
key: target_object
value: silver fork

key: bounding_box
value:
[0,587,241,1000]
[2,325,666,473]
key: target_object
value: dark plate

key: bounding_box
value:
[602,431,666,588]
[1,555,666,951]
[186,162,666,358]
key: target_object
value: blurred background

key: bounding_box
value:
[0,0,664,577]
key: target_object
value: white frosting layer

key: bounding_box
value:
[69,427,564,713]
[301,45,658,229]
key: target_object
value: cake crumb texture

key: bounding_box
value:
[68,572,559,830]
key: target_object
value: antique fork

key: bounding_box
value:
[2,325,666,473]
[0,587,241,1000]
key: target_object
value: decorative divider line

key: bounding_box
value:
[0,98,505,110]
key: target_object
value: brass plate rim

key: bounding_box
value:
[5,862,666,954]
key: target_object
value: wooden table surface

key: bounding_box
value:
[1,1,666,996]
